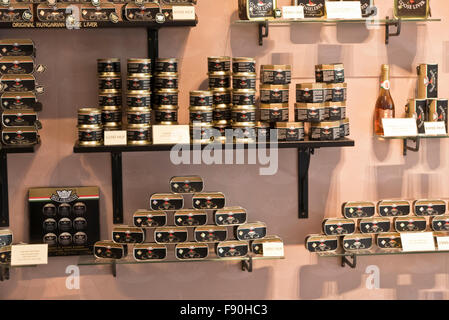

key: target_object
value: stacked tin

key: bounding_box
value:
[154,58,179,125]
[189,90,214,144]
[294,63,349,141]
[0,39,43,147]
[98,58,122,135]
[127,58,152,145]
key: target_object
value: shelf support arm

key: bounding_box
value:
[0,150,9,227]
[111,152,123,224]
[258,21,269,46]
[341,255,357,268]
[385,16,401,45]
[111,260,117,278]
[403,137,420,156]
[298,148,314,219]
[241,256,253,272]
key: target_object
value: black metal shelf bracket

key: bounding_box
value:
[341,255,357,268]
[111,152,124,224]
[298,148,314,219]
[111,260,117,278]
[241,256,253,272]
[403,137,420,156]
[258,20,269,46]
[385,16,401,44]
[0,265,10,281]
[0,150,9,227]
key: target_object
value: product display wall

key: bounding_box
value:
[1,0,449,300]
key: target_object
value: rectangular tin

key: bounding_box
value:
[132,210,167,228]
[431,215,449,232]
[150,193,184,211]
[214,206,247,226]
[238,0,276,20]
[325,102,346,121]
[305,234,339,253]
[251,235,283,255]
[192,192,225,210]
[175,242,209,260]
[2,126,38,145]
[359,218,391,234]
[236,222,267,240]
[112,226,145,244]
[174,209,208,226]
[342,234,373,251]
[1,74,39,92]
[310,121,341,141]
[322,218,356,235]
[377,232,402,249]
[170,175,204,193]
[0,246,11,264]
[124,3,173,22]
[427,99,448,132]
[296,83,325,103]
[154,227,188,244]
[194,226,227,242]
[0,229,13,247]
[80,4,120,22]
[394,0,430,19]
[294,0,325,17]
[94,241,127,259]
[1,92,39,110]
[133,243,167,261]
[394,217,427,232]
[276,122,305,141]
[378,200,411,217]
[417,63,438,99]
[0,56,36,75]
[414,199,446,216]
[0,39,35,57]
[342,201,376,219]
[216,240,249,258]
[405,98,427,134]
[2,110,38,127]
[0,5,33,22]
[294,102,327,122]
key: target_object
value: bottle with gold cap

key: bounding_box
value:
[374,64,395,135]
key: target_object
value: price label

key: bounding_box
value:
[282,6,304,19]
[437,237,449,250]
[424,122,446,135]
[152,125,190,145]
[172,6,195,21]
[104,130,127,146]
[11,244,48,266]
[401,232,435,252]
[382,118,418,137]
[325,1,362,19]
[262,242,284,257]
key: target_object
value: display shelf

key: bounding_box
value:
[73,138,355,222]
[0,262,38,282]
[0,143,40,227]
[233,17,441,45]
[376,134,449,156]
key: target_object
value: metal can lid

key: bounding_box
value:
[260,103,289,109]
[78,124,103,130]
[127,107,151,113]
[190,90,213,97]
[233,72,257,78]
[213,104,232,110]
[154,105,178,110]
[208,56,231,61]
[102,106,122,111]
[78,107,101,114]
[260,84,289,90]
[127,90,152,96]
[260,64,291,71]
[295,102,325,109]
[99,89,121,95]
[155,121,178,125]
[156,58,178,63]
[127,123,151,129]
[154,72,178,78]
[233,89,256,94]
[208,71,232,77]
[155,89,179,94]
[128,58,151,63]
[98,74,121,80]
[276,122,304,128]
[326,83,348,89]
[213,120,231,126]
[232,105,257,111]
[190,122,214,128]
[97,58,120,63]
[232,121,256,128]
[255,121,271,128]
[296,83,326,89]
[189,106,213,111]
[324,101,346,108]
[311,121,341,128]
[103,122,122,128]
[233,57,256,63]
[127,74,152,79]
[212,88,232,93]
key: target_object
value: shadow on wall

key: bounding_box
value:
[290,24,323,44]
[336,23,370,43]
[386,24,418,73]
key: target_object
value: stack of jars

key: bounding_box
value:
[77,107,103,146]
[153,58,179,125]
[126,58,152,145]
[189,90,214,143]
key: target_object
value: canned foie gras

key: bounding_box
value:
[94,241,127,259]
[295,102,327,122]
[43,233,57,246]
[133,210,167,228]
[260,65,291,85]
[174,209,207,226]
[155,58,178,73]
[0,246,11,264]
[233,57,256,73]
[325,102,346,121]
[213,105,231,121]
[231,105,256,122]
[232,121,256,143]
[377,232,402,249]
[427,99,448,132]
[296,0,325,17]
[58,232,72,246]
[0,74,41,93]
[97,58,120,75]
[276,122,305,141]
[194,226,227,243]
[213,120,231,143]
[98,89,122,107]
[154,89,178,106]
[127,58,151,75]
[431,215,449,232]
[58,203,71,218]
[112,226,145,244]
[154,105,178,123]
[78,107,102,126]
[208,56,231,73]
[212,88,232,105]
[236,222,267,240]
[405,99,427,134]
[0,5,33,23]
[127,74,151,91]
[190,106,213,123]
[98,75,122,90]
[73,232,87,246]
[256,121,271,141]
[1,92,39,110]
[127,124,151,145]
[260,103,288,122]
[73,202,86,217]
[340,118,350,137]
[232,89,256,106]
[133,243,167,261]
[315,63,345,83]
[192,192,225,210]
[310,121,341,141]
[343,234,373,252]
[322,218,356,235]
[359,218,391,234]
[154,227,188,244]
[170,176,204,193]
[190,90,213,107]
[260,84,289,104]
[0,56,42,75]
[80,5,119,22]
[296,83,325,103]
[58,217,72,232]
[78,125,102,146]
[417,63,438,99]
[414,199,446,216]
[0,229,13,246]
[127,90,151,108]
[232,72,256,90]
[394,217,427,232]
[73,217,87,231]
[43,203,57,218]
[251,235,283,255]
[127,107,151,125]
[216,240,249,258]
[2,110,38,127]
[325,83,347,102]
[2,126,38,145]
[305,234,339,253]
[342,201,375,219]
[208,71,231,89]
[43,218,57,232]
[0,39,35,57]
[154,72,178,90]
[101,106,122,127]
[214,206,247,226]
[176,243,209,260]
[191,122,213,144]
[150,193,184,211]
[378,200,411,217]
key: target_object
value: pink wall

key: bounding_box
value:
[2,0,449,300]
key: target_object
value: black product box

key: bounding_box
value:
[29,187,100,256]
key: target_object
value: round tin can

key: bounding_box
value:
[43,233,57,246]
[208,72,231,89]
[190,90,213,107]
[208,56,231,73]
[43,218,57,232]
[213,104,231,121]
[78,125,103,146]
[78,107,102,126]
[58,203,71,218]
[58,217,72,232]
[232,72,256,90]
[190,106,213,123]
[155,58,178,73]
[191,122,213,144]
[99,90,122,107]
[73,202,87,217]
[310,121,341,141]
[127,124,151,145]
[127,74,152,91]
[154,105,178,123]
[213,120,231,143]
[276,122,305,141]
[154,72,178,90]
[233,57,256,73]
[231,105,257,123]
[154,89,178,106]
[127,90,151,108]
[127,58,151,75]
[315,63,345,84]
[232,122,257,144]
[127,107,151,125]
[73,217,87,231]
[103,125,123,131]
[325,83,347,102]
[256,121,271,141]
[260,103,289,122]
[212,88,232,105]
[260,84,289,104]
[97,58,120,75]
[232,89,256,106]
[260,65,291,85]
[73,232,88,245]
[43,203,57,218]
[58,232,72,246]
[101,106,122,127]
[295,102,328,122]
[296,83,326,103]
[98,75,122,90]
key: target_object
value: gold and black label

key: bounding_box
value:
[154,91,178,106]
[170,176,204,193]
[213,108,231,121]
[194,226,227,242]
[310,124,340,141]
[81,6,118,22]
[233,90,255,105]
[378,201,410,217]
[174,210,207,226]
[134,244,167,261]
[192,193,225,210]
[277,126,304,141]
[236,223,266,240]
[150,194,184,211]
[2,127,38,145]
[155,109,178,122]
[127,92,151,108]
[231,108,256,122]
[394,217,427,232]
[2,111,37,127]
[133,211,167,227]
[155,59,177,73]
[240,0,275,20]
[154,76,178,90]
[112,227,145,244]
[0,6,33,22]
[233,60,256,73]
[261,70,291,85]
[208,59,231,73]
[98,76,122,90]
[232,75,256,90]
[359,219,391,234]
[342,234,373,251]
[260,107,288,122]
[94,241,127,259]
[377,233,402,249]
[127,126,151,142]
[214,207,247,226]
[328,105,346,121]
[306,235,338,252]
[260,87,289,104]
[342,202,375,218]
[154,227,188,244]
[1,75,36,92]
[0,246,12,264]
[102,108,122,123]
[209,74,231,89]
[176,243,209,260]
[417,64,438,99]
[216,241,248,258]
[98,92,122,107]
[295,0,325,18]
[414,200,446,216]
[0,39,35,57]
[124,4,173,22]
[78,127,102,142]
[296,87,325,104]
[127,77,151,91]
[190,109,213,123]
[97,59,120,74]
[431,216,449,232]
[127,110,151,125]
[0,57,34,74]
[322,219,356,235]
[395,0,429,18]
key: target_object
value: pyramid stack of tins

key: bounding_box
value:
[153,58,179,126]
[0,39,43,147]
[295,63,350,141]
[126,58,152,145]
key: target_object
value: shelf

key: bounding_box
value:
[74,138,355,223]
[376,134,449,156]
[233,16,441,45]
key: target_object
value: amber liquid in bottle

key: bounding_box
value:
[374,64,395,135]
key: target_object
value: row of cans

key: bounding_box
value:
[0,229,12,263]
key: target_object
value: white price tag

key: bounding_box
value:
[262,242,284,257]
[325,1,362,19]
[104,130,127,146]
[282,6,304,19]
[437,236,449,250]
[401,232,435,252]
[152,125,190,144]
[424,122,447,135]
[11,244,48,266]
[382,118,418,137]
[172,6,195,21]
